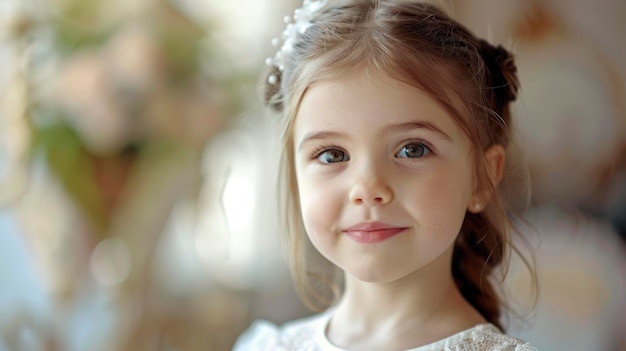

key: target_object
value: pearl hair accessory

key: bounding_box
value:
[265,0,335,85]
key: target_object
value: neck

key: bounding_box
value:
[327,247,486,350]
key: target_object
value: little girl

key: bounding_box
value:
[235,0,537,350]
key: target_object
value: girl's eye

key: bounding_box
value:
[317,149,349,163]
[396,142,431,158]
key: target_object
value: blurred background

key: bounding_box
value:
[0,0,624,350]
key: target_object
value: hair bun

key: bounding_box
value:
[478,39,520,103]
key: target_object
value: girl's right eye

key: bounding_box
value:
[316,149,349,164]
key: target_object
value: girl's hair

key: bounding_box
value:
[261,0,535,330]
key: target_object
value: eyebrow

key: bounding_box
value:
[297,120,452,151]
[380,121,452,141]
[298,131,348,151]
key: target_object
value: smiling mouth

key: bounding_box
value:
[342,223,408,244]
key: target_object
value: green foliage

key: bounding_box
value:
[152,2,206,84]
[23,0,258,237]
[51,0,113,53]
[30,121,108,234]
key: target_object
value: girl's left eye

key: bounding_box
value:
[396,142,431,158]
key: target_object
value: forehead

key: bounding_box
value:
[293,69,466,142]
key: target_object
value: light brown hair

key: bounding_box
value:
[261,0,535,330]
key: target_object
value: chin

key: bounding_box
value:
[346,265,408,284]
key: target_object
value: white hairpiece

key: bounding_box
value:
[266,0,333,84]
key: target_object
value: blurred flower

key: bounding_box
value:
[53,50,133,155]
[512,4,625,205]
[507,206,626,350]
[104,24,163,99]
[1,0,276,349]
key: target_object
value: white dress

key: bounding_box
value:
[233,310,537,351]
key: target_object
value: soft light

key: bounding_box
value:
[222,172,254,235]
[90,238,131,288]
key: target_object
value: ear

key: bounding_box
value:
[467,144,505,213]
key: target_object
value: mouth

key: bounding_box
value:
[342,222,408,244]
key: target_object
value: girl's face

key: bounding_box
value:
[293,70,477,284]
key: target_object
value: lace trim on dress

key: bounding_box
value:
[233,312,538,351]
[439,324,537,351]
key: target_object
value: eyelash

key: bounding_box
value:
[310,144,346,160]
[396,139,436,159]
[308,139,435,163]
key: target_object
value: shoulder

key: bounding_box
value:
[232,312,329,351]
[439,324,538,351]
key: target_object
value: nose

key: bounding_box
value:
[348,167,393,206]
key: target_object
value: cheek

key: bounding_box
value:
[428,169,472,208]
[404,162,473,231]
[296,169,342,240]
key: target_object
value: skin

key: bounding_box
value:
[293,69,504,350]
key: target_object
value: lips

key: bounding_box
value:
[343,222,408,244]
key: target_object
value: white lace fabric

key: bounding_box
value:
[233,312,537,351]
